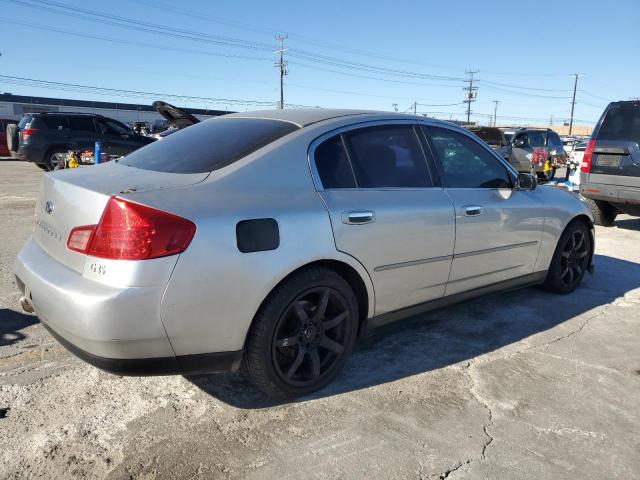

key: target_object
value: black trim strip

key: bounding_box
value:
[455,241,539,259]
[374,241,538,273]
[41,322,243,377]
[374,255,453,272]
[363,271,547,333]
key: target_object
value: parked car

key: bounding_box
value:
[497,128,566,180]
[580,100,640,225]
[0,118,18,156]
[466,126,508,149]
[14,109,594,398]
[7,112,156,170]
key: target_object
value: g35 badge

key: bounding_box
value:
[90,263,106,275]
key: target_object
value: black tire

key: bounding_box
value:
[584,197,617,227]
[36,164,49,171]
[6,123,19,152]
[244,267,359,399]
[543,220,591,294]
[44,148,67,171]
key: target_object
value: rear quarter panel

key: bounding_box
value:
[125,122,377,355]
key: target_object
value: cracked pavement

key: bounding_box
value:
[1,161,639,479]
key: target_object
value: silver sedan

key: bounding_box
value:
[14,109,594,398]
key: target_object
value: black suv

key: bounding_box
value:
[497,128,566,179]
[7,112,155,170]
[580,100,640,225]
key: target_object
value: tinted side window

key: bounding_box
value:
[424,126,511,189]
[547,131,562,150]
[41,116,69,130]
[18,116,32,130]
[120,117,299,173]
[597,103,640,144]
[343,125,431,188]
[68,116,96,132]
[314,135,356,189]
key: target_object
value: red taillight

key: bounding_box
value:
[67,197,196,260]
[581,139,596,173]
[533,148,548,165]
[22,128,38,139]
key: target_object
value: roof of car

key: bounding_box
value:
[224,108,413,127]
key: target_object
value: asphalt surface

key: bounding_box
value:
[0,160,639,479]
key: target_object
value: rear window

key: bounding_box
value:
[41,116,69,130]
[547,131,563,150]
[527,131,546,147]
[471,128,504,146]
[597,103,640,144]
[120,117,299,173]
[18,116,32,129]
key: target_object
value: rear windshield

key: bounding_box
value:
[597,103,640,144]
[18,116,32,129]
[528,131,546,147]
[472,128,504,146]
[120,117,299,173]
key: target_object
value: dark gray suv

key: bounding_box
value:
[7,113,155,170]
[580,101,640,225]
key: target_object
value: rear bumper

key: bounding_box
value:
[14,237,241,376]
[580,181,640,205]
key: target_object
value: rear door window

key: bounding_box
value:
[120,117,299,173]
[41,116,69,130]
[68,116,97,132]
[342,125,432,188]
[18,116,32,130]
[314,135,356,188]
[597,103,640,144]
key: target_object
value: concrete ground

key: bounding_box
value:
[0,160,638,479]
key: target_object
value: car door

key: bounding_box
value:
[422,125,544,296]
[96,118,141,156]
[312,122,455,316]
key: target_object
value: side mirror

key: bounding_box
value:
[515,173,537,191]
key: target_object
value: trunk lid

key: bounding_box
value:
[33,162,207,272]
[153,101,200,129]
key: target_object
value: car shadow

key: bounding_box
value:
[0,309,38,347]
[187,254,640,409]
[613,217,640,231]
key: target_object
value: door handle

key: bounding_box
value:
[463,205,483,217]
[342,210,375,225]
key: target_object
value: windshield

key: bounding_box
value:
[119,117,299,173]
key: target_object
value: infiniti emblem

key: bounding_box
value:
[44,201,54,214]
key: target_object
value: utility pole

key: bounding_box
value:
[413,101,417,115]
[492,100,499,127]
[274,35,288,109]
[464,69,479,124]
[568,73,583,135]
[392,103,398,112]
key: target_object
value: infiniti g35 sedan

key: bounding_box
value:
[14,109,595,398]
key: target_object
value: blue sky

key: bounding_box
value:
[0,0,638,126]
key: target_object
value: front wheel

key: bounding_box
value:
[244,267,359,399]
[543,220,591,294]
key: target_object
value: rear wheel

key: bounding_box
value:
[544,220,591,294]
[44,148,67,171]
[244,267,358,399]
[584,198,617,226]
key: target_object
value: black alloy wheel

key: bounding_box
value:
[272,287,351,387]
[559,229,589,289]
[244,266,359,399]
